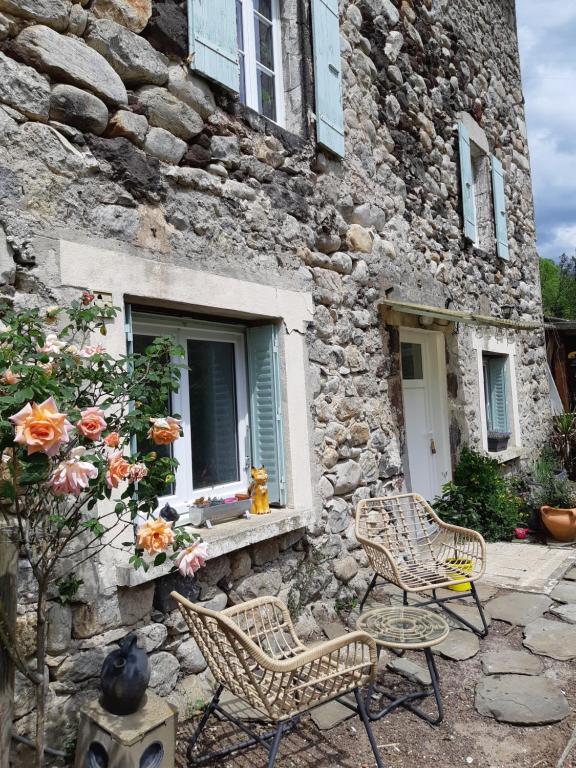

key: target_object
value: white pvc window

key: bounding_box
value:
[236,0,284,125]
[132,315,250,521]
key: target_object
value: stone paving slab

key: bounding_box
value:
[485,592,552,626]
[475,675,569,725]
[550,580,576,604]
[320,621,348,640]
[482,543,576,593]
[460,583,499,603]
[550,603,576,624]
[563,566,576,581]
[440,604,492,632]
[523,618,576,660]
[310,697,355,730]
[432,629,479,661]
[387,657,431,686]
[480,650,543,676]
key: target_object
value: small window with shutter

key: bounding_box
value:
[129,311,286,521]
[482,353,510,451]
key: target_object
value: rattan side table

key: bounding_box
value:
[356,605,449,725]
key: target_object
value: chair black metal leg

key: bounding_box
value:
[187,685,223,762]
[354,689,384,768]
[402,590,409,606]
[470,582,489,637]
[360,573,378,611]
[423,648,443,725]
[267,723,284,768]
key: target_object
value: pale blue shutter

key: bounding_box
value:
[491,155,509,261]
[187,0,239,93]
[246,325,286,505]
[311,0,345,158]
[458,122,477,242]
[487,357,509,433]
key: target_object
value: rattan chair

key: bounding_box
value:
[356,493,489,637]
[172,591,384,767]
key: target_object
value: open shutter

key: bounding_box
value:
[491,155,510,261]
[311,0,345,158]
[187,0,239,93]
[487,357,509,433]
[458,122,477,242]
[246,325,286,505]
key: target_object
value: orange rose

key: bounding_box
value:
[106,451,130,489]
[2,369,20,385]
[77,406,107,441]
[10,397,73,457]
[104,432,120,448]
[136,518,174,555]
[147,417,181,445]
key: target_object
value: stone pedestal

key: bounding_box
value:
[74,692,177,768]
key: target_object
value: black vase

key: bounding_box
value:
[100,633,150,716]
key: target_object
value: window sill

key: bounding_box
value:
[116,507,308,587]
[485,446,524,464]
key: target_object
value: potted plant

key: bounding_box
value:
[487,430,511,452]
[530,451,576,542]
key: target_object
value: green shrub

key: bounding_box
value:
[433,447,523,542]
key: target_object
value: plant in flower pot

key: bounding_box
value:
[530,450,576,542]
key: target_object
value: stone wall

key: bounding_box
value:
[0,0,551,749]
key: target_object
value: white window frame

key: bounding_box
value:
[132,314,250,523]
[472,332,522,455]
[237,0,285,126]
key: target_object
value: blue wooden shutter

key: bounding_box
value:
[187,0,239,93]
[487,357,509,433]
[458,122,477,242]
[311,0,345,158]
[491,155,510,261]
[246,325,286,505]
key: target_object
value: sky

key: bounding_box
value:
[516,1,576,262]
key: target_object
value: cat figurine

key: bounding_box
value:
[249,465,270,515]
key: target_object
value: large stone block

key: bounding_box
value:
[137,85,203,140]
[234,569,282,600]
[91,0,152,33]
[175,636,207,674]
[86,19,169,86]
[0,51,50,120]
[13,25,128,107]
[50,84,109,135]
[149,651,180,695]
[87,135,164,201]
[144,0,188,58]
[72,583,154,638]
[144,126,186,164]
[168,65,216,120]
[0,0,70,31]
[107,109,149,145]
[333,460,363,495]
[47,601,72,655]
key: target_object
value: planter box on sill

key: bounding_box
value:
[487,431,511,452]
[189,499,252,528]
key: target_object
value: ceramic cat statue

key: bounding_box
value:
[249,466,270,515]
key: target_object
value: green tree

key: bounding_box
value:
[540,254,576,319]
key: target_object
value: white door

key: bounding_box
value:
[400,329,451,501]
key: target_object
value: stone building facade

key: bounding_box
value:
[1,0,551,745]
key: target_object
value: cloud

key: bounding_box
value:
[517,2,576,260]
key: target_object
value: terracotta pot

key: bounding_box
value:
[540,506,576,542]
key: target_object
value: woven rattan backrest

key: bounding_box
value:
[170,591,275,716]
[356,493,447,565]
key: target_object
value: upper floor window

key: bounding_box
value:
[236,0,284,124]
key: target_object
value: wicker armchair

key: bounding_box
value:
[172,591,384,767]
[356,493,489,637]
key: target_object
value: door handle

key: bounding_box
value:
[430,438,437,455]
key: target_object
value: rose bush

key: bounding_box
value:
[0,297,207,767]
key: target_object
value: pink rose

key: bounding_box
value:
[50,449,98,496]
[77,407,107,441]
[2,369,20,385]
[104,432,120,448]
[10,397,73,457]
[78,344,106,359]
[129,463,148,482]
[175,541,209,577]
[37,333,66,355]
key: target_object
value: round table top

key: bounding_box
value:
[356,606,450,649]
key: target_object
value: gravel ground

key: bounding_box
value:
[176,593,576,768]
